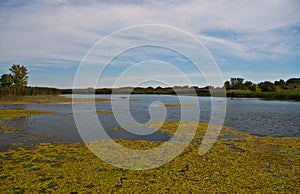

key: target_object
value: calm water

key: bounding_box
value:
[0,95,299,151]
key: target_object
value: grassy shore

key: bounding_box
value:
[226,90,300,101]
[0,95,109,104]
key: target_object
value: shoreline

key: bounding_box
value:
[1,91,299,104]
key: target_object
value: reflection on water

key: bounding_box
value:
[0,94,299,151]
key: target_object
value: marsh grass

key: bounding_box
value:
[0,121,299,193]
[226,90,300,101]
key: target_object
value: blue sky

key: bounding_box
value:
[0,0,299,88]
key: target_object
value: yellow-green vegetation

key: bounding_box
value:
[0,95,109,104]
[0,122,22,134]
[95,110,113,115]
[162,104,190,107]
[0,121,299,193]
[27,135,51,141]
[0,109,54,120]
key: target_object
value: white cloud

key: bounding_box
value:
[0,0,299,87]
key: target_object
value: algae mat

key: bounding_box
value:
[0,121,299,193]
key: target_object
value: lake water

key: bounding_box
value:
[0,95,299,151]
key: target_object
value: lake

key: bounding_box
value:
[0,94,299,151]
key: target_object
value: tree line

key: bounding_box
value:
[0,64,60,97]
[1,64,299,97]
[224,77,300,92]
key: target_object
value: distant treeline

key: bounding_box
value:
[0,86,60,97]
[1,64,299,100]
[61,86,212,96]
[64,77,300,95]
[64,77,300,101]
[224,77,300,92]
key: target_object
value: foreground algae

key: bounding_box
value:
[0,121,299,193]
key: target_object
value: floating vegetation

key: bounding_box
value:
[73,98,110,103]
[27,135,51,141]
[0,121,299,193]
[0,109,54,120]
[95,110,113,115]
[162,104,190,107]
[0,125,22,134]
[0,121,23,134]
[0,110,54,134]
[10,142,24,147]
[0,96,110,104]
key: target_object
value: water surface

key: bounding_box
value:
[0,95,299,151]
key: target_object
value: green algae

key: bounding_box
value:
[0,121,299,193]
[95,110,113,115]
[27,135,51,141]
[0,109,54,120]
[0,109,54,134]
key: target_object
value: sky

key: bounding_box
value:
[0,0,299,88]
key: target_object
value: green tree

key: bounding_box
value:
[9,64,28,87]
[224,81,230,90]
[230,78,244,89]
[0,74,13,87]
[243,81,257,91]
[258,81,275,92]
[274,79,288,90]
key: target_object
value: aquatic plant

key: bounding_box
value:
[0,109,54,120]
[0,121,299,193]
[95,110,113,115]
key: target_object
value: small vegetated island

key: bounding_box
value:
[0,64,299,193]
